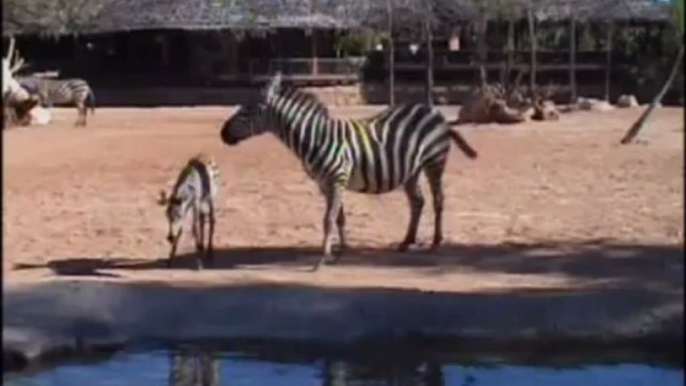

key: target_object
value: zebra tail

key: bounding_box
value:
[448,129,478,159]
[87,89,96,115]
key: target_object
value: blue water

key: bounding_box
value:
[4,347,683,386]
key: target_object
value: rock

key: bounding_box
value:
[28,106,51,125]
[490,99,527,124]
[457,92,495,124]
[531,100,560,121]
[616,94,639,108]
[577,98,615,112]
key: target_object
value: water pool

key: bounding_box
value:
[4,344,683,386]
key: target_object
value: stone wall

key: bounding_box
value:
[89,83,672,107]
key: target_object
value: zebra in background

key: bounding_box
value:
[17,76,95,126]
[220,73,478,271]
[157,153,219,270]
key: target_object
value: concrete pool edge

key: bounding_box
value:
[3,279,683,370]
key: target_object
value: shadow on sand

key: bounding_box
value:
[13,239,685,294]
[5,239,684,373]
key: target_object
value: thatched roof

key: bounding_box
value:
[2,0,671,37]
[348,0,478,36]
[2,0,374,36]
[530,0,671,22]
[85,0,360,33]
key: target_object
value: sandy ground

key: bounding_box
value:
[3,105,684,294]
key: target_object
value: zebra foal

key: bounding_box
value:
[158,153,219,270]
[220,73,478,271]
[17,77,95,126]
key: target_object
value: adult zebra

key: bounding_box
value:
[221,73,478,271]
[17,77,95,126]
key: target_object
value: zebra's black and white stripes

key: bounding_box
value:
[158,153,219,270]
[221,73,478,270]
[17,77,95,126]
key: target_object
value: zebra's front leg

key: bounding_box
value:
[168,229,183,268]
[76,103,87,127]
[313,186,344,271]
[398,174,424,251]
[191,208,204,270]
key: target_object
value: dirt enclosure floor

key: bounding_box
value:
[3,106,684,294]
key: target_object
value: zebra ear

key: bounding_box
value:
[157,190,168,206]
[266,71,283,98]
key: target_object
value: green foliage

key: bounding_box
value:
[334,31,388,57]
[672,0,684,37]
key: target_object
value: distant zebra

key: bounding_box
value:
[17,77,95,126]
[220,73,478,271]
[157,153,219,270]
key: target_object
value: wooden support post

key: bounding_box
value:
[643,24,652,54]
[506,18,515,93]
[229,33,239,75]
[569,12,577,103]
[527,6,537,96]
[387,0,395,106]
[311,29,319,75]
[604,21,614,102]
[159,34,170,68]
[476,6,488,86]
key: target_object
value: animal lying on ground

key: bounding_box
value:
[158,153,219,270]
[220,72,478,271]
[17,76,95,126]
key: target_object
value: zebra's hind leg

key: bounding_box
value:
[398,174,424,251]
[313,186,344,271]
[424,158,448,251]
[206,203,216,267]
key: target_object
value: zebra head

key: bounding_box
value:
[221,72,283,146]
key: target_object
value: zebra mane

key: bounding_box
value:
[276,85,330,118]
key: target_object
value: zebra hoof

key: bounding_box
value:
[331,254,343,265]
[397,243,412,252]
[311,255,330,272]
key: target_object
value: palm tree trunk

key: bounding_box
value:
[620,43,684,144]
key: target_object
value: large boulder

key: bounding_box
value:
[531,100,560,121]
[577,97,615,112]
[616,94,639,108]
[28,105,51,125]
[490,99,527,124]
[457,92,496,123]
